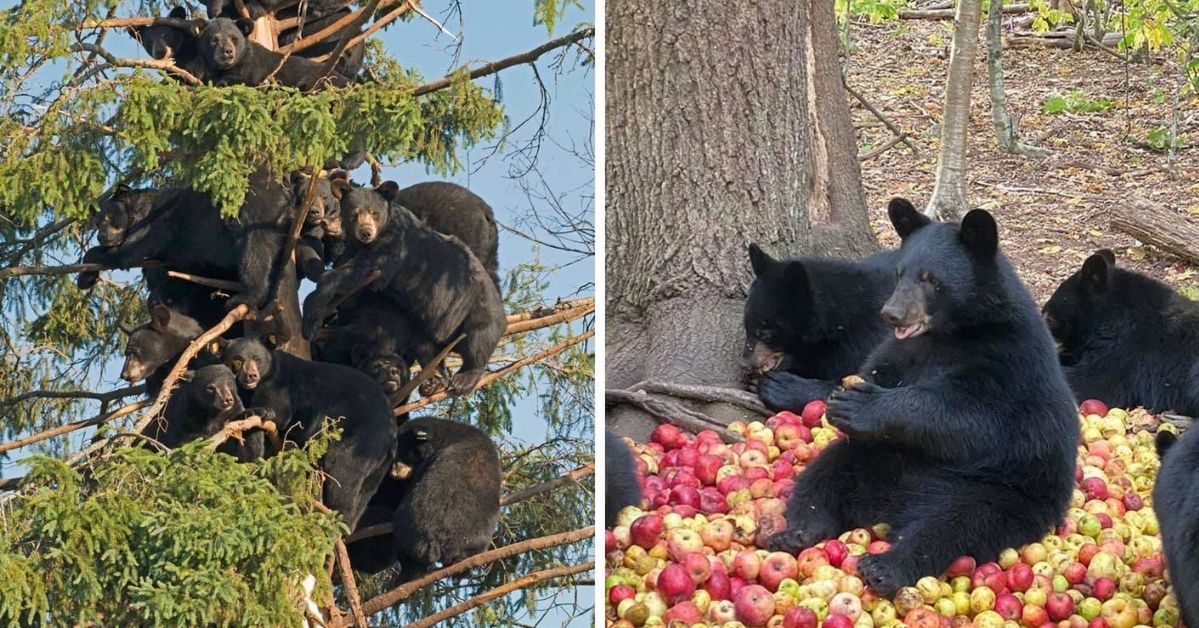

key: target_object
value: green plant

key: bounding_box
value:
[1043,91,1116,114]
[1146,125,1186,150]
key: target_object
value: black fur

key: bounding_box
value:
[276,6,365,77]
[309,292,415,399]
[150,364,264,462]
[133,6,210,82]
[335,180,501,291]
[1154,428,1199,626]
[76,187,238,291]
[748,243,898,411]
[301,202,506,395]
[197,18,350,90]
[1043,250,1199,416]
[767,201,1077,596]
[343,473,410,575]
[391,417,501,582]
[605,431,642,527]
[120,305,209,398]
[215,337,395,529]
[143,266,238,330]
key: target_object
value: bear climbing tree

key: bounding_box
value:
[0,1,595,625]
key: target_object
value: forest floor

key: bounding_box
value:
[847,15,1199,301]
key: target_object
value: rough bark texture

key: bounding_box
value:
[985,0,1049,158]
[927,0,984,221]
[1111,199,1199,267]
[606,0,878,440]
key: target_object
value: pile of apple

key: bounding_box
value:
[604,398,1184,628]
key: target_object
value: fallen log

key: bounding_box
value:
[1110,198,1199,267]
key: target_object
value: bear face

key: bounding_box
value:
[340,182,399,245]
[94,186,151,247]
[218,337,276,390]
[881,198,1000,339]
[1041,250,1117,364]
[358,352,409,397]
[742,245,815,373]
[187,364,241,416]
[121,305,204,383]
[198,17,253,71]
[137,6,192,60]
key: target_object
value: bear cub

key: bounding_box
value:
[1153,430,1199,626]
[1043,250,1199,416]
[766,200,1077,596]
[746,244,897,412]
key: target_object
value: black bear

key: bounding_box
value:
[605,431,642,527]
[214,336,396,529]
[290,171,341,282]
[390,417,501,582]
[766,200,1077,595]
[76,186,239,291]
[276,5,365,78]
[1153,430,1199,626]
[143,266,238,330]
[301,201,506,395]
[746,244,898,412]
[148,364,265,462]
[133,6,210,82]
[197,17,350,90]
[120,304,209,397]
[1042,250,1199,416]
[334,180,501,290]
[309,292,414,396]
[344,472,410,575]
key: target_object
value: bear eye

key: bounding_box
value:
[919,271,940,288]
[207,384,216,392]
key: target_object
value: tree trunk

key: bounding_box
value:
[986,0,1049,158]
[927,0,984,221]
[606,0,878,440]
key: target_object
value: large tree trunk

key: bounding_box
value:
[927,0,984,221]
[606,0,878,440]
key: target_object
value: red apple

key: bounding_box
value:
[609,584,635,605]
[664,601,704,625]
[1092,577,1115,601]
[701,518,735,552]
[945,555,976,577]
[705,567,732,600]
[1078,543,1101,566]
[651,423,683,449]
[1046,592,1075,621]
[695,454,724,486]
[733,549,762,581]
[1122,492,1144,511]
[657,563,696,603]
[733,584,775,627]
[801,400,827,427]
[1023,605,1048,626]
[1088,619,1110,628]
[671,485,701,509]
[867,540,891,554]
[823,614,854,628]
[784,606,820,628]
[630,514,664,549]
[824,539,848,568]
[699,487,729,514]
[1081,477,1109,501]
[797,547,830,577]
[1007,562,1034,592]
[1079,399,1108,416]
[683,552,713,584]
[759,552,799,591]
[995,593,1022,621]
[984,571,1009,594]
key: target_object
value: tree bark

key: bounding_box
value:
[606,0,878,439]
[927,0,984,221]
[1110,198,1199,266]
[986,0,1049,158]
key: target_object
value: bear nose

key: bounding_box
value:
[880,303,906,327]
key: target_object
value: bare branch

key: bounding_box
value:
[316,1,416,60]
[411,27,595,97]
[0,261,160,281]
[334,539,368,628]
[406,562,595,628]
[69,43,201,85]
[0,399,150,455]
[358,526,594,615]
[0,384,144,409]
[393,329,594,416]
[166,270,241,292]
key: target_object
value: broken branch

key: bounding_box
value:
[411,27,595,97]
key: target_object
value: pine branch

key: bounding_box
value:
[392,329,594,416]
[411,27,595,97]
[358,526,594,615]
[405,561,594,628]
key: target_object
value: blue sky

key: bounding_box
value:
[1,0,596,623]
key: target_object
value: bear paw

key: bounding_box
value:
[858,554,908,597]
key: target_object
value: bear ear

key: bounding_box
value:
[190,18,207,36]
[377,181,400,202]
[150,304,173,330]
[262,334,280,350]
[959,209,999,259]
[1080,252,1111,294]
[328,170,349,182]
[330,178,350,199]
[747,244,777,277]
[887,198,931,240]
[1095,249,1116,266]
[179,369,196,383]
[235,17,254,37]
[207,338,227,357]
[168,6,188,19]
